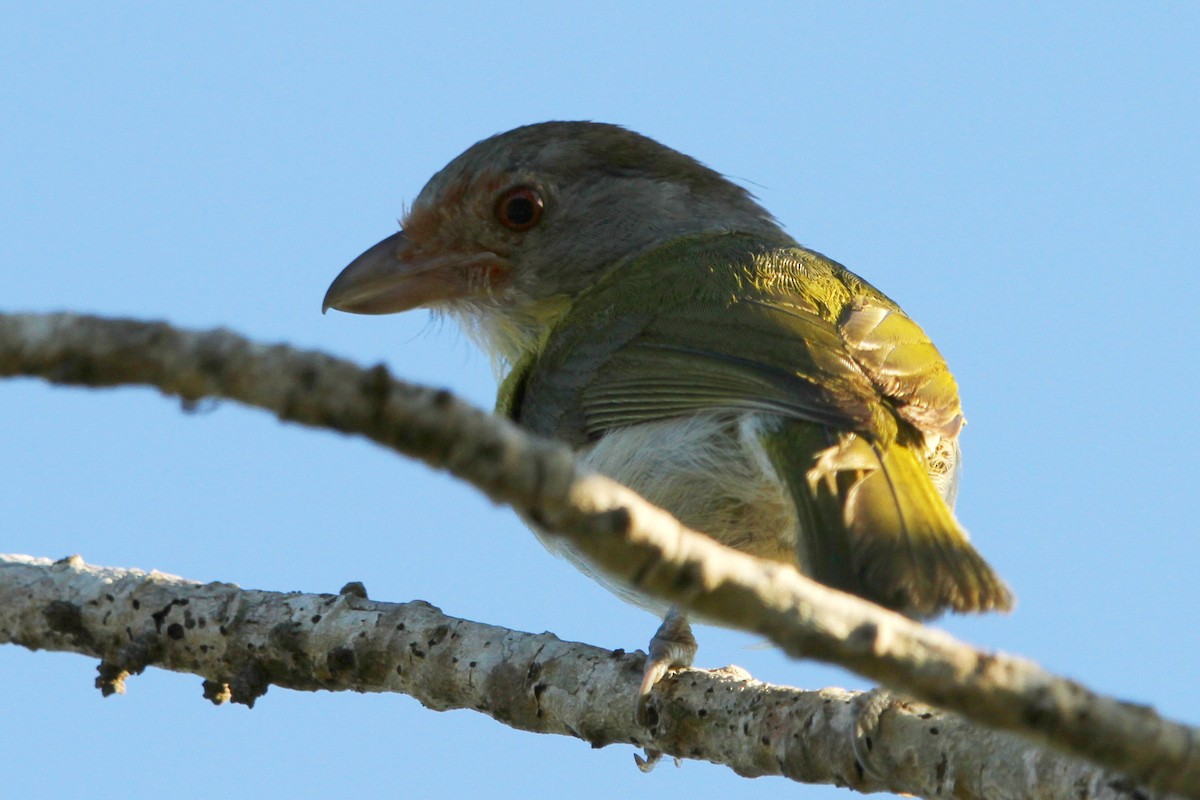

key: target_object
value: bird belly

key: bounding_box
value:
[531,411,801,613]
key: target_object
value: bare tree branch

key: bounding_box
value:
[0,553,1160,800]
[2,311,1198,799]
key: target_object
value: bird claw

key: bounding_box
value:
[636,609,697,729]
[633,748,663,772]
[852,687,900,779]
[633,748,681,772]
[636,660,670,728]
[638,658,672,698]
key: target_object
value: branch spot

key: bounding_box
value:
[427,624,450,648]
[43,600,88,641]
[327,646,357,675]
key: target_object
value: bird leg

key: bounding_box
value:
[636,607,697,725]
[633,607,696,772]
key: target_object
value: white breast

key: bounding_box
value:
[530,411,798,613]
[527,411,962,615]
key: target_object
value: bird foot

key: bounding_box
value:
[634,748,663,772]
[636,609,697,729]
[852,687,905,779]
[633,748,682,772]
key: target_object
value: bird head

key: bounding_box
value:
[323,122,784,365]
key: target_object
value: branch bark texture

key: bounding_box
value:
[0,554,1158,800]
[2,311,1198,798]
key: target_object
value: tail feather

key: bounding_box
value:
[761,421,1012,617]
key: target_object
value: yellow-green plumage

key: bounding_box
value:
[324,121,1013,706]
[498,231,1011,616]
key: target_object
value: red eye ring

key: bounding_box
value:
[494,186,544,232]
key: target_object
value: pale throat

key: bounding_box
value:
[436,292,575,377]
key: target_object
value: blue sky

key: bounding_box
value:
[2,4,1197,799]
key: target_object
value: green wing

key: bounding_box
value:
[513,232,955,447]
[507,232,1010,614]
[759,419,1010,614]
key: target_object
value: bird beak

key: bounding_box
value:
[323,230,508,315]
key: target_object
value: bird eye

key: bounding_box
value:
[494,186,544,231]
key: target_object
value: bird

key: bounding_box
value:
[323,121,1013,722]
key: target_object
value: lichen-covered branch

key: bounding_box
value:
[2,311,1198,799]
[0,554,1157,800]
